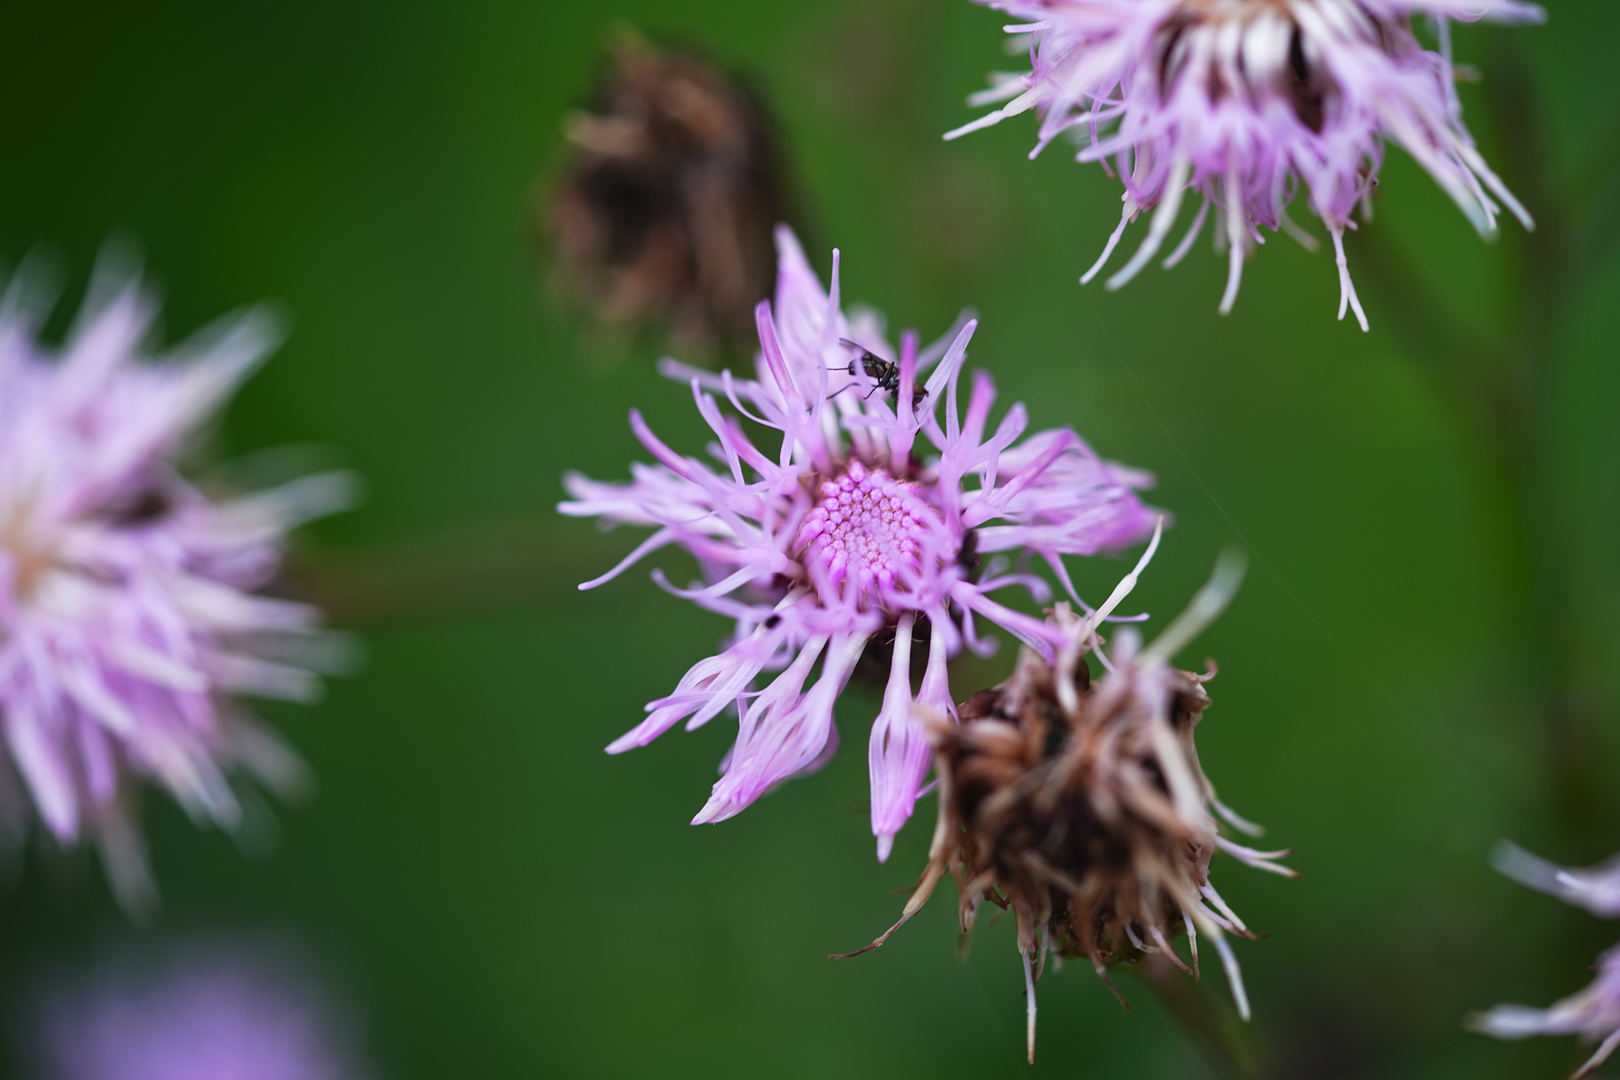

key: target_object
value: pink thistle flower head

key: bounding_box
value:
[833,547,1294,1063]
[950,0,1544,328]
[560,227,1158,859]
[1472,843,1620,1077]
[0,256,354,911]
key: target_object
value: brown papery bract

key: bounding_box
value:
[542,30,791,361]
[837,600,1294,1062]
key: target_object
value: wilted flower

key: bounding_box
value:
[559,227,1157,858]
[0,258,351,911]
[24,943,370,1080]
[836,550,1293,1062]
[949,0,1544,328]
[1471,843,1620,1077]
[544,30,791,356]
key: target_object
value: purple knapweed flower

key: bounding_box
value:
[25,944,371,1080]
[949,0,1544,328]
[1471,843,1620,1077]
[560,227,1157,858]
[0,259,351,910]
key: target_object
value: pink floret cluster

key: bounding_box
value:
[560,227,1158,858]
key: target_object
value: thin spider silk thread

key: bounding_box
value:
[1018,166,1534,836]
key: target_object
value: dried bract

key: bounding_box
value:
[544,32,789,357]
[838,554,1294,1061]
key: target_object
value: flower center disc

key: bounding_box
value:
[795,461,939,607]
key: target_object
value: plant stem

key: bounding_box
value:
[1133,953,1270,1079]
[282,519,613,627]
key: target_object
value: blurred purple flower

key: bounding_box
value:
[1473,946,1620,1078]
[949,0,1544,328]
[560,227,1157,858]
[1472,843,1620,1077]
[0,258,353,910]
[27,945,369,1080]
[1491,841,1620,918]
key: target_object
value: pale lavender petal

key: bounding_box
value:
[1490,841,1620,918]
[692,633,864,824]
[868,615,923,861]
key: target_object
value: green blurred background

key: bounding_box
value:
[0,1,1617,1076]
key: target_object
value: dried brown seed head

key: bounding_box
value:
[837,556,1293,1063]
[542,31,793,360]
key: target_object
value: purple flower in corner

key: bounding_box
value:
[560,227,1157,859]
[26,944,370,1080]
[0,258,352,910]
[1471,843,1620,1077]
[950,0,1544,328]
[1490,841,1620,918]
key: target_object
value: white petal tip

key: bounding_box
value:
[943,112,1004,141]
[1466,1006,1546,1040]
[691,798,738,826]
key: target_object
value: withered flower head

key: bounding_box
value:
[544,30,790,358]
[837,549,1295,1062]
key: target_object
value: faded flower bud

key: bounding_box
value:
[543,31,791,359]
[837,552,1294,1062]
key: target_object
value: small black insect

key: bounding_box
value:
[831,338,927,411]
[101,485,173,529]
